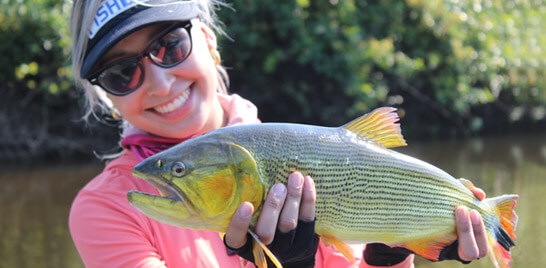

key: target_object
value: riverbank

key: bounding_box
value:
[0,87,120,163]
[2,86,544,163]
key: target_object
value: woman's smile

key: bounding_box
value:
[154,88,192,114]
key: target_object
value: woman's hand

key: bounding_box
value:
[439,184,489,263]
[364,183,490,267]
[452,186,488,261]
[224,172,318,267]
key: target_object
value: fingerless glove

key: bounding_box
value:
[364,240,471,266]
[438,240,471,264]
[363,243,412,266]
[224,219,319,268]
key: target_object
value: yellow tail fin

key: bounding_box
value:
[487,195,519,268]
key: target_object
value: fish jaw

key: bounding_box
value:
[128,139,266,232]
[129,161,203,228]
[127,190,199,227]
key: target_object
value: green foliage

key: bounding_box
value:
[219,0,546,137]
[2,0,545,141]
[1,0,72,94]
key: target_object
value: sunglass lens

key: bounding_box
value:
[99,62,142,95]
[150,28,191,66]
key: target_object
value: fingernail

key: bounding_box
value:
[238,203,252,218]
[289,173,303,188]
[271,183,286,195]
[469,209,481,222]
[455,206,468,218]
[304,175,314,188]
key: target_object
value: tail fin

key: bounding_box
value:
[486,194,519,268]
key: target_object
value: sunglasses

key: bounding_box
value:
[87,21,193,96]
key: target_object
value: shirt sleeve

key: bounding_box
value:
[69,187,167,268]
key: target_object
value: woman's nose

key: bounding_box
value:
[141,59,175,96]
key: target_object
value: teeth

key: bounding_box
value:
[154,90,190,114]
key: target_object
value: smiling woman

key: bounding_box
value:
[66,0,490,267]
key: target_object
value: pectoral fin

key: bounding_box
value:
[248,230,283,268]
[227,143,266,215]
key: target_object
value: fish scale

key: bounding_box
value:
[211,123,471,242]
[129,107,518,268]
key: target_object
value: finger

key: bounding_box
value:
[459,179,486,201]
[278,172,304,232]
[255,183,287,244]
[470,209,488,258]
[455,206,479,261]
[224,202,254,249]
[471,188,486,201]
[298,175,316,222]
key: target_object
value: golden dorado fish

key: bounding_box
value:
[128,107,518,268]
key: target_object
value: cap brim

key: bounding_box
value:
[81,1,198,78]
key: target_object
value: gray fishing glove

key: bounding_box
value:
[224,219,319,268]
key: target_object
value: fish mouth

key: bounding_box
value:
[132,172,198,216]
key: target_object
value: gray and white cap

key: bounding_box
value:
[81,0,198,79]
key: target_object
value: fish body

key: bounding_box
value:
[128,107,518,268]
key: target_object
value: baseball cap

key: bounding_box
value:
[81,0,199,79]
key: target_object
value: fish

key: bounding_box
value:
[128,107,518,268]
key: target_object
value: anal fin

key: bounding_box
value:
[321,235,356,263]
[401,233,457,261]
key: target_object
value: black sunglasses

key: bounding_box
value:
[87,21,193,96]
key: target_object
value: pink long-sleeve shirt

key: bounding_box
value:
[69,94,414,268]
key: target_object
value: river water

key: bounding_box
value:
[0,133,544,268]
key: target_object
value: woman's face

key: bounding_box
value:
[102,21,225,139]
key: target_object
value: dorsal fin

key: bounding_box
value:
[341,107,407,148]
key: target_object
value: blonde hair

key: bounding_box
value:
[70,0,230,121]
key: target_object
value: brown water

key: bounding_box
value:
[0,133,544,268]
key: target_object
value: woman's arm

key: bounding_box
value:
[69,189,168,268]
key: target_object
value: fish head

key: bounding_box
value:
[128,139,266,232]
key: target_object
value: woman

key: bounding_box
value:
[68,0,488,267]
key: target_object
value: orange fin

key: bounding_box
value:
[493,195,519,243]
[400,233,457,261]
[321,235,356,263]
[248,230,283,268]
[341,107,407,148]
[486,194,519,268]
[487,233,512,268]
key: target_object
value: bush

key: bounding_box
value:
[1,0,72,94]
[0,0,120,162]
[219,0,546,138]
[1,0,545,161]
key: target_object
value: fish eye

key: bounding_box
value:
[171,161,187,177]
